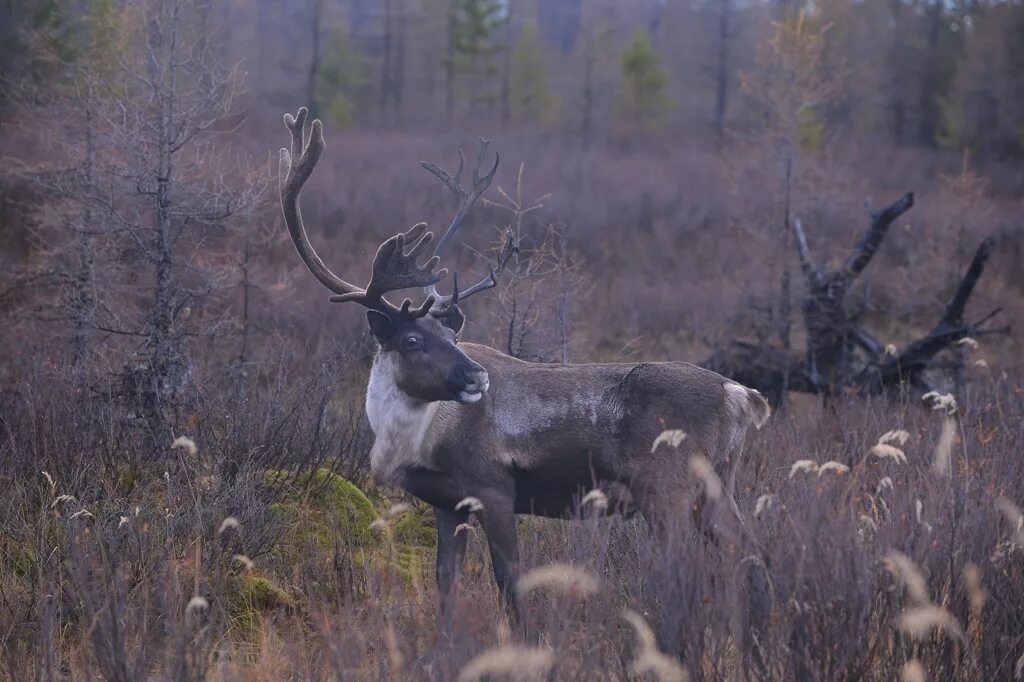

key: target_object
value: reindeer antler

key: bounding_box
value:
[452,230,517,298]
[420,138,507,310]
[329,222,445,314]
[280,108,444,317]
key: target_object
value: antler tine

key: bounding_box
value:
[420,152,464,204]
[284,107,307,168]
[280,108,366,300]
[450,272,460,307]
[431,229,517,312]
[421,137,500,301]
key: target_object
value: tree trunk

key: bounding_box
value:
[500,16,511,128]
[713,0,731,144]
[918,0,942,147]
[307,0,321,116]
[445,3,455,126]
[581,50,594,149]
[394,0,406,115]
[70,110,97,381]
[380,0,393,121]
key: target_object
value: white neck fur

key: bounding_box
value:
[365,352,440,484]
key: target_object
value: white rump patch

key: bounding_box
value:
[724,381,770,429]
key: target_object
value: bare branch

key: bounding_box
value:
[843,192,914,279]
[940,237,993,327]
[790,217,819,283]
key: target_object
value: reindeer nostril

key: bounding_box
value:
[463,366,488,389]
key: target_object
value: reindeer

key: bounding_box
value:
[278,108,770,618]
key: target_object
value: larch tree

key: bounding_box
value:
[741,11,835,363]
[23,0,261,446]
[509,23,556,126]
[618,28,670,130]
[949,1,1024,157]
[444,0,508,122]
[316,24,364,128]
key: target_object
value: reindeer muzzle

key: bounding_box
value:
[456,367,489,404]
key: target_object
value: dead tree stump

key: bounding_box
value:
[705,192,1007,406]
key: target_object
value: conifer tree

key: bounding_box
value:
[444,0,508,120]
[510,23,556,125]
[618,28,670,129]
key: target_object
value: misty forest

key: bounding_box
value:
[1,0,1023,679]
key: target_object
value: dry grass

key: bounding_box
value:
[1,373,1022,680]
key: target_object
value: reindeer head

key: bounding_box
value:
[279,108,509,404]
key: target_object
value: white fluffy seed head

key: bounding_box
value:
[455,497,484,513]
[581,489,609,512]
[754,494,775,519]
[456,645,554,682]
[651,429,687,453]
[232,554,254,571]
[915,499,933,533]
[385,502,414,518]
[516,563,600,599]
[879,429,910,446]
[622,609,690,682]
[884,551,930,606]
[932,416,956,477]
[922,391,958,415]
[898,606,965,643]
[818,461,850,476]
[453,522,475,537]
[789,460,818,478]
[689,455,722,501]
[964,563,986,612]
[901,659,926,682]
[171,435,198,456]
[186,595,209,615]
[995,497,1024,546]
[957,336,979,350]
[869,444,907,465]
[996,497,1024,526]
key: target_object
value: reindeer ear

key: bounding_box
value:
[438,306,465,335]
[366,310,394,340]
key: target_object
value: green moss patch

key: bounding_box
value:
[227,571,294,639]
[264,468,375,547]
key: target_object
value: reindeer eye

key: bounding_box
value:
[401,336,423,352]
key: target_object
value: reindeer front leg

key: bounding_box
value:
[434,506,469,622]
[478,494,523,624]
